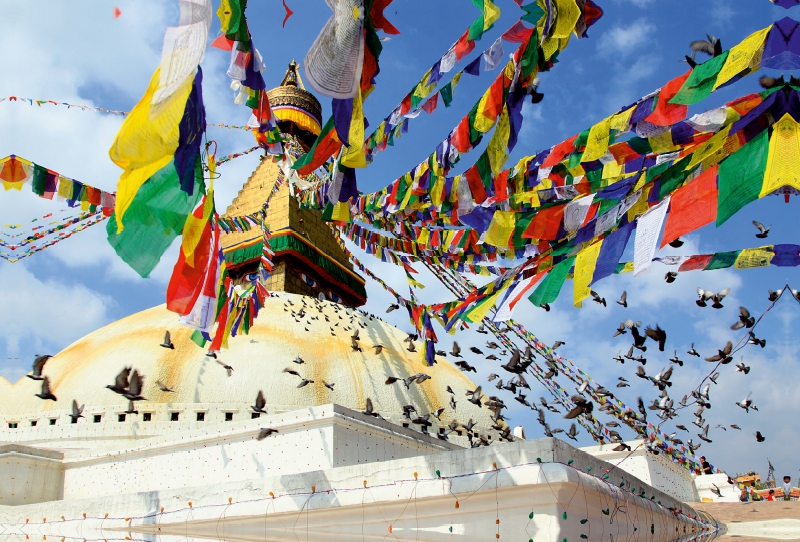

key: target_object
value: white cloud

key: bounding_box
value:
[597,19,656,58]
[519,101,544,146]
[0,264,113,384]
[710,0,735,27]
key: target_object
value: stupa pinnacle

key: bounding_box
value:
[221,62,366,306]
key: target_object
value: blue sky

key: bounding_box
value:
[0,0,799,478]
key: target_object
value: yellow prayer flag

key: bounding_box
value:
[573,240,602,308]
[474,87,498,133]
[418,227,430,247]
[182,175,214,267]
[449,175,461,203]
[542,35,560,61]
[484,210,516,248]
[713,26,771,90]
[399,173,415,211]
[582,116,613,162]
[610,107,635,132]
[374,121,386,145]
[330,201,351,222]
[487,106,510,175]
[619,261,634,273]
[513,189,541,207]
[110,67,195,230]
[602,160,623,179]
[648,131,679,154]
[341,88,367,168]
[483,0,501,30]
[734,247,773,269]
[552,0,580,39]
[465,288,504,323]
[413,68,436,99]
[57,177,72,200]
[627,184,652,222]
[687,125,732,169]
[430,175,445,209]
[761,113,800,197]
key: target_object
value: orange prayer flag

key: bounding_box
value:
[113,7,121,18]
[660,165,718,248]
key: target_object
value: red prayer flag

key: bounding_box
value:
[370,0,400,34]
[464,164,488,204]
[399,93,412,116]
[660,165,718,248]
[502,21,534,43]
[211,34,234,51]
[645,71,691,126]
[451,116,472,153]
[454,30,475,61]
[541,134,579,168]
[523,205,565,240]
[480,77,505,124]
[166,202,213,315]
[422,93,439,114]
[608,141,640,164]
[679,254,713,272]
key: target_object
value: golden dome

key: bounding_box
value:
[0,293,495,435]
[268,61,322,139]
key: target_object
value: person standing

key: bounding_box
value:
[782,476,793,501]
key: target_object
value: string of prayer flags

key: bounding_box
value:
[0,155,115,214]
[0,95,252,130]
[215,0,285,154]
[0,212,107,263]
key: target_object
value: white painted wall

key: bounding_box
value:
[582,441,698,502]
[0,448,63,506]
[46,406,456,500]
[0,443,713,542]
[694,473,739,502]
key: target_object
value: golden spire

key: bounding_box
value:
[279,60,307,90]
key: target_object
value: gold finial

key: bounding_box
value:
[280,60,307,90]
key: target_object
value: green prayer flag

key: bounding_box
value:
[31,164,48,197]
[518,29,540,81]
[440,83,454,107]
[292,115,336,172]
[574,128,591,150]
[191,329,208,348]
[627,136,652,155]
[705,250,739,270]
[645,160,670,183]
[106,158,204,278]
[669,51,730,105]
[528,256,575,306]
[717,129,768,226]
[321,201,335,221]
[657,156,695,200]
[468,0,486,40]
[521,3,545,24]
[476,153,493,191]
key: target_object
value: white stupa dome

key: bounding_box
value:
[0,292,497,441]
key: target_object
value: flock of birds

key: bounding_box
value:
[25,277,798,456]
[24,294,521,447]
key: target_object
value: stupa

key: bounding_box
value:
[0,64,718,542]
